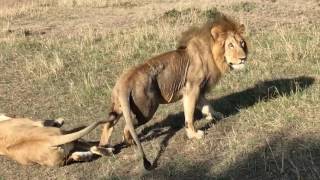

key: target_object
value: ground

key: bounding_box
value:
[0,0,320,179]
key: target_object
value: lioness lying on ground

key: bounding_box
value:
[99,15,248,170]
[0,114,112,166]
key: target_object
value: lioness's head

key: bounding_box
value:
[211,19,248,71]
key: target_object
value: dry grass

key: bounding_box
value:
[0,0,320,179]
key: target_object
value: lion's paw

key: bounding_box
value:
[122,135,135,146]
[186,129,204,139]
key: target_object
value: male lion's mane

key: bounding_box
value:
[176,14,247,76]
[178,15,244,48]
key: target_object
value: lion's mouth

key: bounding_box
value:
[228,60,246,70]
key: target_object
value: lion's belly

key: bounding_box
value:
[156,56,188,103]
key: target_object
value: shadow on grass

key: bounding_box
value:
[218,135,320,179]
[135,135,320,180]
[137,76,315,168]
[210,76,315,117]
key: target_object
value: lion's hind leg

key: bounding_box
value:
[122,125,135,145]
[99,121,116,147]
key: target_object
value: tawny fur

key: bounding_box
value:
[99,15,249,170]
[0,115,110,166]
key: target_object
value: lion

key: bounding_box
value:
[98,15,248,170]
[0,114,112,166]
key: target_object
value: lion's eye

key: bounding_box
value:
[228,43,234,48]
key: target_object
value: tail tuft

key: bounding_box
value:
[108,112,118,121]
[143,157,152,170]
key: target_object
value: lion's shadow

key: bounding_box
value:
[136,76,315,168]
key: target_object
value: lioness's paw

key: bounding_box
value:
[54,118,64,127]
[92,146,114,156]
[186,129,204,139]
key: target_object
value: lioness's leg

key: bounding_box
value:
[196,96,223,121]
[183,85,204,139]
[33,118,64,127]
[66,151,94,164]
[66,145,114,164]
[90,146,114,156]
[43,118,64,127]
[0,114,11,121]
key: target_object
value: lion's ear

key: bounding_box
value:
[211,26,223,40]
[238,24,245,34]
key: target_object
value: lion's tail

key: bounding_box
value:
[107,111,120,122]
[118,89,151,170]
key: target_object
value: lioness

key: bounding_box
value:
[0,114,112,166]
[99,15,248,170]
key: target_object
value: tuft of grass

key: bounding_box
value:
[159,7,221,24]
[111,1,138,8]
[231,2,256,12]
[202,7,220,19]
[160,8,201,24]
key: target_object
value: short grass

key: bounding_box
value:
[0,0,319,179]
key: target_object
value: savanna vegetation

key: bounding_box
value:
[0,0,319,179]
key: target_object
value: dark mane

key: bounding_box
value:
[177,14,243,48]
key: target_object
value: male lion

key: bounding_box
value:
[0,114,112,166]
[99,15,248,170]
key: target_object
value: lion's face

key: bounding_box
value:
[224,32,247,70]
[211,23,248,72]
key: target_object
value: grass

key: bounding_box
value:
[0,0,319,179]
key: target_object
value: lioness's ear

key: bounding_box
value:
[238,24,245,34]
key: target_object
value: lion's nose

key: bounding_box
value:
[240,57,246,63]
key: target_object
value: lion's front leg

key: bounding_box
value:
[196,96,224,121]
[183,85,204,139]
